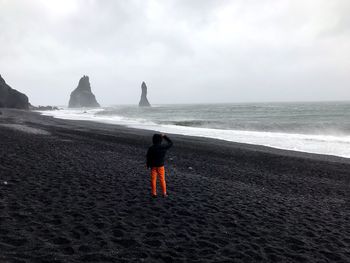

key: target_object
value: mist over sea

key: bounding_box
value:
[41,102,350,158]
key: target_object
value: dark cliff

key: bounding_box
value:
[0,75,29,109]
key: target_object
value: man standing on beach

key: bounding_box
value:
[146,134,173,198]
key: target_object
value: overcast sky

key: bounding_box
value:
[0,0,349,106]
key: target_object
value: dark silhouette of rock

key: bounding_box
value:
[139,81,151,107]
[69,76,100,108]
[30,105,60,111]
[0,74,29,109]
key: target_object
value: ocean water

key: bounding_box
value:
[40,102,350,158]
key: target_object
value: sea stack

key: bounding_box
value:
[139,81,151,107]
[68,76,100,108]
[0,74,29,109]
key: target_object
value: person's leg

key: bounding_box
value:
[151,168,157,196]
[158,166,167,196]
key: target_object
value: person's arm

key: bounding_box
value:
[162,134,173,149]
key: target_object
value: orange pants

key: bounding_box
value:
[151,166,166,196]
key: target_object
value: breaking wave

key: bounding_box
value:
[39,106,350,158]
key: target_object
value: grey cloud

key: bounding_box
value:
[0,0,349,105]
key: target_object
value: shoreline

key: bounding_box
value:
[34,111,350,162]
[38,107,350,160]
[1,109,350,262]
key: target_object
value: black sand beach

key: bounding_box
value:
[1,109,350,262]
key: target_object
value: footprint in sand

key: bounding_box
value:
[145,239,162,247]
[3,236,27,247]
[52,237,71,245]
[113,238,139,248]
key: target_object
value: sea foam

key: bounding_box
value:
[39,108,350,158]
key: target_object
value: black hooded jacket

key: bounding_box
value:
[146,135,173,168]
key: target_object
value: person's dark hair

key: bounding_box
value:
[152,134,162,145]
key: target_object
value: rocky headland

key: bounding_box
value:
[0,74,29,109]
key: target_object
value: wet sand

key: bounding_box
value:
[0,109,349,262]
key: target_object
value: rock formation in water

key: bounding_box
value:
[139,81,151,107]
[30,105,60,111]
[68,76,100,108]
[0,74,29,109]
